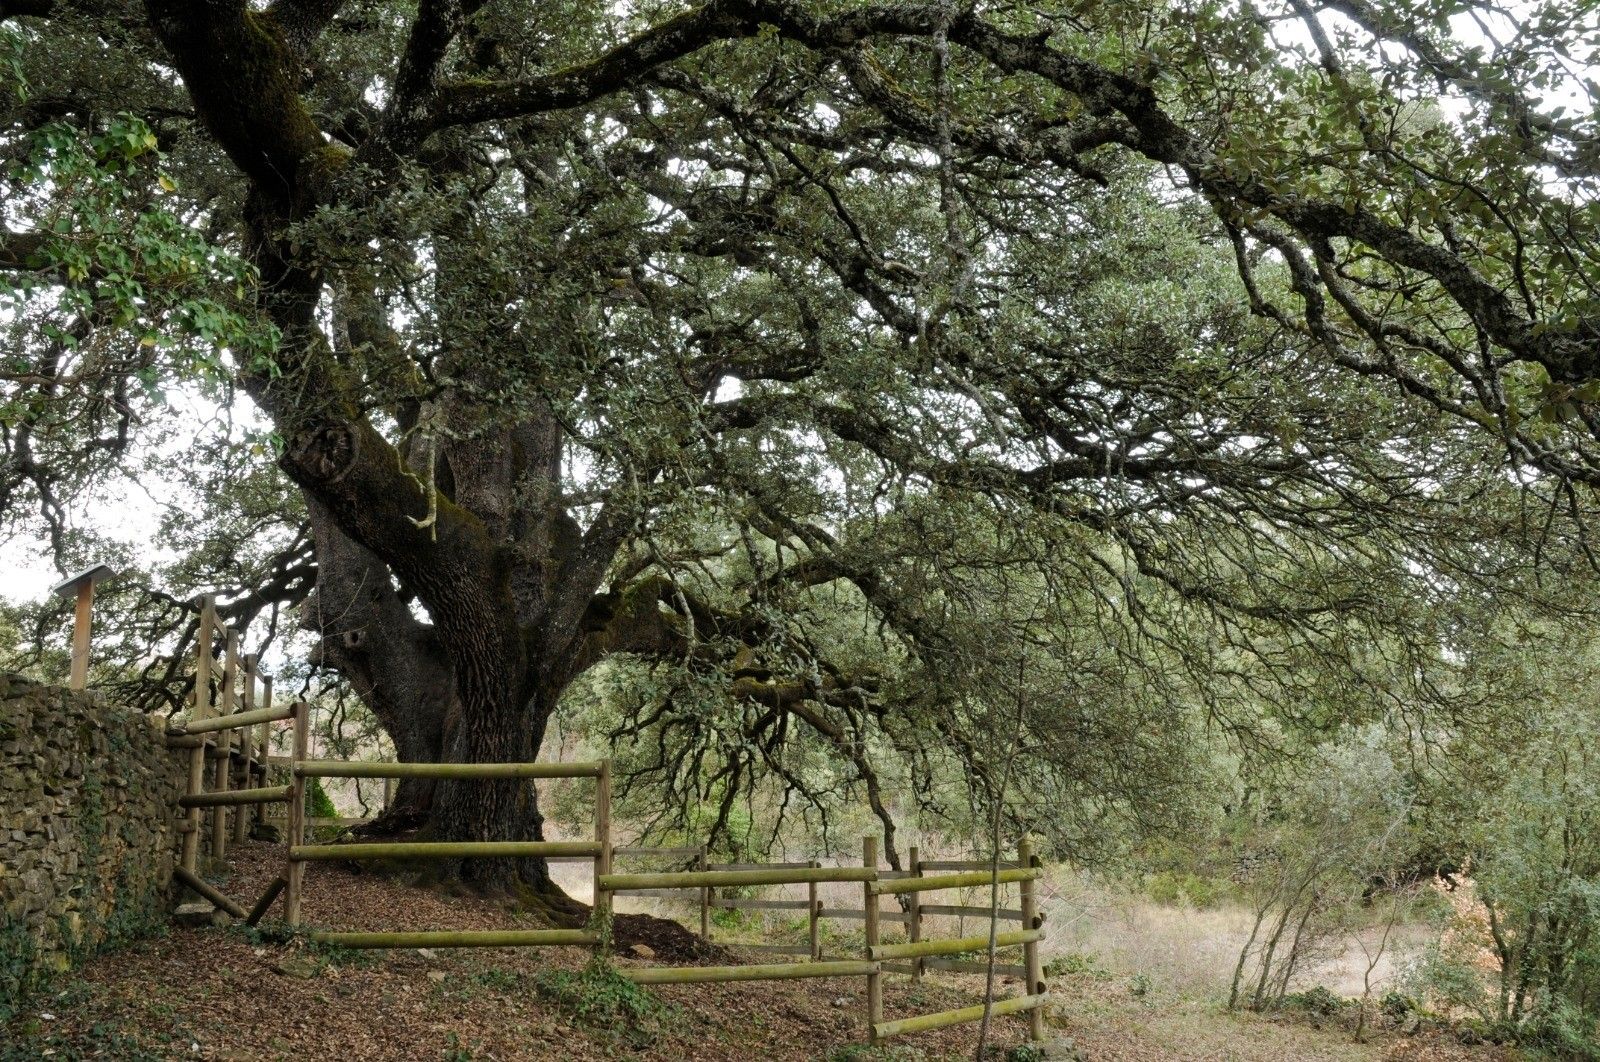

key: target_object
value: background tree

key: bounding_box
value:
[1402,611,1600,1052]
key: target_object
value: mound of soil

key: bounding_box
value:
[613,911,729,963]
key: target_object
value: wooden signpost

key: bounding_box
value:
[50,563,114,691]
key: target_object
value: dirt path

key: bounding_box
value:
[1041,973,1513,1062]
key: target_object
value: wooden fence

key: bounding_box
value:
[163,595,296,922]
[62,582,1051,1046]
[598,837,1050,1044]
[154,603,1048,1047]
[285,753,612,947]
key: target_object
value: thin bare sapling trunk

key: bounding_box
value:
[975,655,1030,1061]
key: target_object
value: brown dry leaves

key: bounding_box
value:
[7,841,1029,1060]
[7,841,1518,1060]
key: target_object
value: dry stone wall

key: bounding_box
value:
[1,671,188,1003]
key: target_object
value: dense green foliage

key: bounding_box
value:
[1,0,1598,991]
[1412,621,1600,1049]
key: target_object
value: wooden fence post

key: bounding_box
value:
[908,844,922,981]
[51,564,112,691]
[210,627,238,860]
[255,675,273,833]
[70,580,93,689]
[698,845,710,941]
[180,597,215,874]
[864,835,882,1042]
[284,701,309,926]
[232,653,255,844]
[1019,837,1044,1042]
[808,859,821,961]
[593,759,612,947]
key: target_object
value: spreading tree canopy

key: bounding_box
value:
[3,0,1598,902]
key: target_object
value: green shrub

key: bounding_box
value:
[1044,952,1107,978]
[1379,990,1417,1022]
[1520,1001,1600,1061]
[710,905,750,930]
[305,776,338,819]
[1284,985,1346,1017]
[1144,871,1227,908]
[1396,941,1492,1021]
[1145,871,1182,905]
[533,960,673,1046]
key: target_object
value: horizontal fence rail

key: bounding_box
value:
[167,702,296,736]
[177,784,292,809]
[919,904,1030,922]
[870,867,1040,895]
[712,897,815,911]
[873,992,1050,1040]
[600,867,876,891]
[293,760,603,779]
[289,840,602,862]
[919,859,1028,872]
[820,907,913,924]
[313,929,599,950]
[622,960,879,985]
[869,929,1044,961]
[546,845,702,865]
[737,943,816,955]
[923,958,1028,977]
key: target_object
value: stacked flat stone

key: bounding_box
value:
[1,672,190,982]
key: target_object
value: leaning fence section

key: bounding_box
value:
[861,838,1049,1042]
[163,595,295,923]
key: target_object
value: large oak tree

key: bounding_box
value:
[3,0,1597,905]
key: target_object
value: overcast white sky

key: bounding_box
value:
[3,385,272,604]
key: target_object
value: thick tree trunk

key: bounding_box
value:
[301,500,452,823]
[137,0,643,918]
[427,684,588,916]
[302,489,588,904]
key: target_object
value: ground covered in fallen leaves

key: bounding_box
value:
[2,841,1524,1061]
[4,841,1037,1061]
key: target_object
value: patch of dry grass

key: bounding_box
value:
[1036,869,1435,1005]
